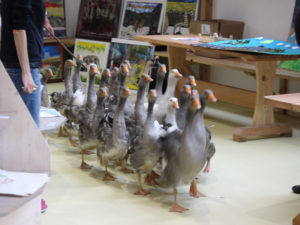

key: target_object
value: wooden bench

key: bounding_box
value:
[264,93,300,112]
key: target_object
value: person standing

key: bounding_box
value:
[0,0,54,128]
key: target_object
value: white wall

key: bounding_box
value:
[211,0,298,93]
[64,0,299,93]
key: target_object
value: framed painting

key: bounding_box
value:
[44,0,67,38]
[42,44,64,82]
[118,0,167,40]
[73,38,110,82]
[76,0,123,41]
[164,0,199,35]
[108,38,154,90]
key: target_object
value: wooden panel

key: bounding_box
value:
[155,51,300,81]
[175,77,256,108]
[168,46,186,73]
[200,0,213,20]
[264,93,300,112]
[0,61,50,173]
[233,123,292,142]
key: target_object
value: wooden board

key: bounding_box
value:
[264,93,300,112]
[155,51,300,81]
[175,77,256,108]
[0,61,50,173]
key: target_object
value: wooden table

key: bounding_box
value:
[134,34,300,141]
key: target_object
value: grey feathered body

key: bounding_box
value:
[158,102,206,188]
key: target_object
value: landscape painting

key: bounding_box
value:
[164,0,198,34]
[74,38,110,82]
[118,0,166,39]
[108,38,154,89]
[76,0,123,41]
[45,0,67,37]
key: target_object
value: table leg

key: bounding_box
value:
[233,61,292,142]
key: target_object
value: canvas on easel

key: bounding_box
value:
[76,0,123,41]
[118,0,167,40]
[164,0,199,35]
[44,0,67,37]
[108,38,154,90]
[279,0,300,71]
[73,38,110,83]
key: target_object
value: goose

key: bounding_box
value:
[97,87,131,181]
[50,59,76,114]
[129,89,162,195]
[176,84,192,130]
[40,67,53,108]
[154,69,182,123]
[199,89,217,173]
[157,94,206,212]
[78,87,107,170]
[97,68,111,89]
[72,55,85,106]
[63,64,100,148]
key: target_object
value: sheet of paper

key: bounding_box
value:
[0,169,49,196]
[40,107,61,118]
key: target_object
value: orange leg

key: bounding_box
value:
[145,170,159,186]
[203,159,211,173]
[134,173,150,195]
[103,160,115,181]
[80,150,93,170]
[189,179,205,198]
[120,155,133,174]
[169,188,188,213]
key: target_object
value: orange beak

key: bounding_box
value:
[173,99,179,109]
[48,70,54,77]
[102,89,107,97]
[70,60,76,67]
[208,93,217,102]
[123,65,129,74]
[106,70,111,77]
[150,89,157,97]
[185,86,191,94]
[161,65,167,73]
[91,66,100,74]
[193,98,201,109]
[175,71,183,78]
[146,75,153,82]
[125,88,131,96]
[78,55,83,61]
[190,78,196,86]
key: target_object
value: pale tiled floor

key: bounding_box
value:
[42,82,300,225]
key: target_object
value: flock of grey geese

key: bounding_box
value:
[40,55,217,213]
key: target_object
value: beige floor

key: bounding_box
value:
[42,82,300,225]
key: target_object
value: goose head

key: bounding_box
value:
[186,75,197,88]
[89,63,100,77]
[41,68,53,84]
[170,69,183,80]
[201,89,217,103]
[64,59,76,74]
[139,73,153,87]
[148,89,157,104]
[169,97,179,109]
[97,87,108,99]
[102,68,111,85]
[157,64,167,80]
